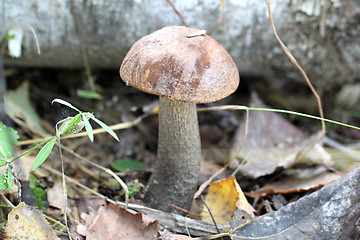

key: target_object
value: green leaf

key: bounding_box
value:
[110,159,148,172]
[76,89,102,100]
[0,174,7,190]
[4,33,15,41]
[0,122,19,159]
[58,114,83,137]
[0,159,6,165]
[7,166,13,192]
[52,98,81,113]
[33,138,57,170]
[88,115,119,141]
[82,114,94,142]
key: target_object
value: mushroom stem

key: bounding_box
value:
[144,96,201,213]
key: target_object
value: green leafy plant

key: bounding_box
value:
[29,174,47,209]
[127,180,144,201]
[0,122,19,192]
[0,99,119,191]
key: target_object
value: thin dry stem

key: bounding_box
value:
[265,0,326,142]
[69,0,95,91]
[41,164,117,205]
[191,233,231,240]
[56,138,72,240]
[194,107,249,199]
[1,195,15,209]
[59,144,129,207]
[165,0,187,26]
[208,0,224,35]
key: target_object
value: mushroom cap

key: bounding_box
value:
[120,26,239,103]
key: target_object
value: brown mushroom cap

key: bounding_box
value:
[120,26,239,103]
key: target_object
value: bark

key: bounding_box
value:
[1,0,359,89]
[144,97,201,213]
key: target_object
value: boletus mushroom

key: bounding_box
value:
[120,26,239,213]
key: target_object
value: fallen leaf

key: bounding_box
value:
[12,154,35,181]
[47,181,65,210]
[201,176,254,225]
[5,202,59,239]
[227,166,360,240]
[232,93,332,178]
[76,195,106,236]
[86,205,159,240]
[0,122,19,159]
[248,168,342,198]
[4,81,47,136]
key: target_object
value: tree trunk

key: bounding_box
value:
[1,0,359,90]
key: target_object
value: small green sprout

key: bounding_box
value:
[0,99,120,191]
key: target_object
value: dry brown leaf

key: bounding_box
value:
[248,170,342,198]
[5,202,59,240]
[76,195,106,236]
[201,176,254,225]
[232,93,331,178]
[12,154,35,181]
[86,204,159,240]
[47,181,65,211]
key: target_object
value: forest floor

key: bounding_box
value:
[1,68,360,239]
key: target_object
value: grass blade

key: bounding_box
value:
[83,114,94,142]
[88,115,119,141]
[52,98,81,113]
[7,165,13,192]
[0,174,7,190]
[33,137,57,170]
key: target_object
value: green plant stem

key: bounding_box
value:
[198,105,360,131]
[248,107,360,131]
[43,214,67,230]
[0,136,57,167]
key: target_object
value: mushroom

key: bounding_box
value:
[120,26,239,213]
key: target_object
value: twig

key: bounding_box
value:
[169,204,201,217]
[41,164,225,236]
[191,233,230,240]
[208,0,224,35]
[194,107,247,198]
[56,134,72,240]
[200,195,220,234]
[265,0,326,143]
[59,144,129,208]
[69,0,95,91]
[194,162,228,199]
[0,195,15,209]
[165,0,187,26]
[41,164,116,204]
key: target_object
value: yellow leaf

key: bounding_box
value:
[5,202,60,240]
[201,176,254,225]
